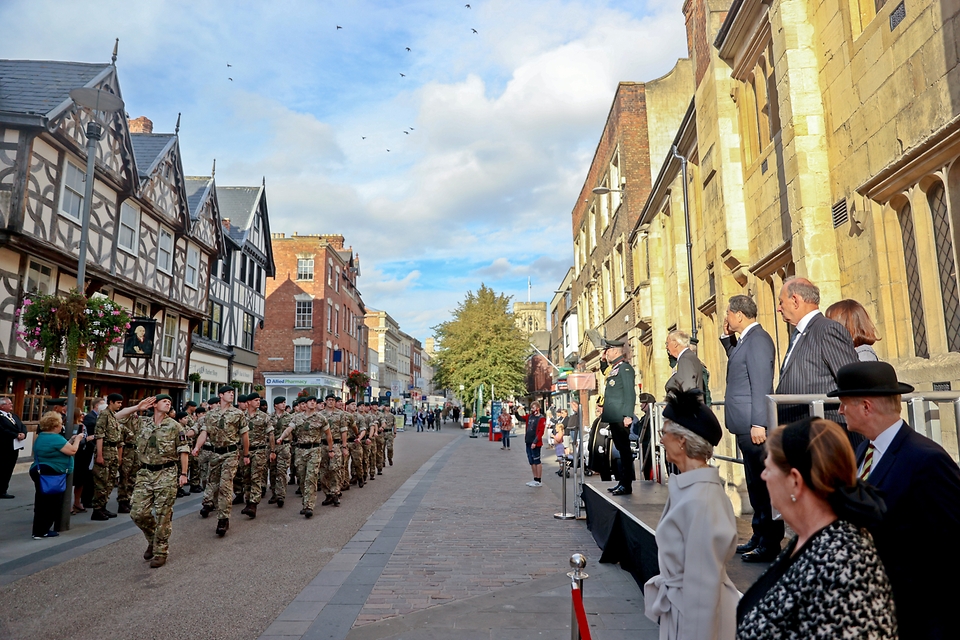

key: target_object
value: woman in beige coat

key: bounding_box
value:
[644,390,738,640]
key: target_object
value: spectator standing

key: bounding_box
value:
[452,406,460,423]
[498,408,513,450]
[426,409,435,431]
[601,339,637,496]
[720,295,781,563]
[831,361,960,639]
[0,396,27,499]
[825,299,881,362]
[523,402,546,487]
[74,399,103,511]
[664,330,705,396]
[736,417,896,639]
[774,278,858,433]
[29,412,82,539]
[644,390,736,640]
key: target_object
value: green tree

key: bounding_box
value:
[432,284,528,409]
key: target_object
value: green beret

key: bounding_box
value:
[345,399,356,406]
[325,394,336,400]
[273,396,286,405]
[185,401,198,408]
[218,385,235,395]
[207,397,220,405]
[304,395,317,403]
[247,391,260,400]
[237,394,249,403]
[154,394,173,402]
[46,398,67,406]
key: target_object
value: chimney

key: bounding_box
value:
[128,116,154,134]
[222,218,231,231]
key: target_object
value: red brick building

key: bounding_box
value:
[254,233,368,404]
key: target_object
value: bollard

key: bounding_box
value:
[568,553,590,640]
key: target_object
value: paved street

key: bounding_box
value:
[0,428,655,640]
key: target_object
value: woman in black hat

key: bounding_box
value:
[643,390,737,640]
[736,417,896,639]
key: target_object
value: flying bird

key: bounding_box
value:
[362,136,366,140]
[386,149,391,152]
[471,28,478,33]
[466,4,471,7]
[227,63,232,67]
[405,47,411,51]
[400,73,406,77]
[336,25,342,29]
[228,77,233,81]
[403,131,409,134]
[409,127,415,130]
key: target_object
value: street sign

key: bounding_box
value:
[385,391,392,398]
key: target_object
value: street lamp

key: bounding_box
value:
[671,145,697,344]
[590,186,624,195]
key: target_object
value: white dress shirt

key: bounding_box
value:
[782,310,822,367]
[860,419,903,478]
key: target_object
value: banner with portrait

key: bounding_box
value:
[123,318,156,358]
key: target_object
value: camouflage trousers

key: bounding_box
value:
[117,447,140,505]
[384,433,395,464]
[375,435,385,472]
[295,446,322,510]
[187,449,201,488]
[339,446,350,489]
[364,440,376,479]
[349,442,365,483]
[130,467,178,558]
[241,448,270,505]
[320,445,341,498]
[198,447,213,489]
[92,446,120,510]
[269,443,291,500]
[203,451,240,520]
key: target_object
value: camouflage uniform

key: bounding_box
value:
[321,407,349,491]
[268,411,293,501]
[293,411,331,511]
[374,413,386,474]
[241,409,273,505]
[383,410,396,465]
[185,413,202,490]
[363,412,377,480]
[117,413,141,508]
[92,408,124,510]
[200,405,248,520]
[346,410,365,484]
[129,415,189,561]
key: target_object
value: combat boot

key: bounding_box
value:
[199,504,212,518]
[104,508,118,517]
[303,508,313,519]
[91,509,111,521]
[149,556,167,568]
[389,459,393,466]
[358,477,364,488]
[117,501,131,514]
[143,544,154,560]
[377,470,383,475]
[232,494,244,505]
[342,483,350,491]
[268,495,278,504]
[321,495,334,506]
[246,503,257,519]
[276,499,284,508]
[332,496,340,507]
[216,518,229,537]
[240,503,252,516]
[190,485,203,494]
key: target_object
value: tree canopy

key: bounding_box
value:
[432,284,528,408]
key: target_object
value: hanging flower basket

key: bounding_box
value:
[16,290,131,372]
[346,369,370,399]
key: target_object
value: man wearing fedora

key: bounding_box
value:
[831,361,960,640]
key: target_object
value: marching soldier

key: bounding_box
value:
[276,396,332,518]
[382,405,396,466]
[183,401,202,493]
[240,392,273,519]
[117,402,142,511]
[344,399,365,487]
[232,394,251,505]
[374,406,386,476]
[123,394,189,568]
[361,404,377,481]
[197,397,219,490]
[91,393,125,521]
[333,397,352,492]
[268,396,292,507]
[193,385,249,537]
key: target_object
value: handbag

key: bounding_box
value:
[39,471,67,495]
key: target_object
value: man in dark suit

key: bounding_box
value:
[720,295,782,562]
[601,339,637,496]
[0,397,27,498]
[775,277,858,429]
[664,330,704,397]
[831,361,960,640]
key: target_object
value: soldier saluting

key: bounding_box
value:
[600,339,637,496]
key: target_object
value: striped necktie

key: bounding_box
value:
[782,329,800,370]
[859,443,876,481]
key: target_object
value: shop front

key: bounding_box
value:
[262,373,345,406]
[188,349,229,405]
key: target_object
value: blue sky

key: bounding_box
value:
[1,0,688,342]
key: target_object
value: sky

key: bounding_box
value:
[0,0,689,343]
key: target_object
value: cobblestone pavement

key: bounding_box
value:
[355,435,599,626]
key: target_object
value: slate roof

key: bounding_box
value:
[184,176,212,220]
[0,60,111,116]
[130,133,175,179]
[217,186,260,244]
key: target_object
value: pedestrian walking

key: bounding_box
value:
[523,402,546,487]
[498,409,512,450]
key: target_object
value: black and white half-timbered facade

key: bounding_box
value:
[189,182,275,402]
[0,59,222,420]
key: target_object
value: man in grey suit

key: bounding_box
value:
[721,295,782,562]
[775,277,859,440]
[664,330,704,397]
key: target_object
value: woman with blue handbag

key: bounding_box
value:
[30,411,82,539]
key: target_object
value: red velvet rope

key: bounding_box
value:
[571,585,592,640]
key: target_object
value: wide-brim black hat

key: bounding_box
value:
[662,390,722,446]
[826,361,914,397]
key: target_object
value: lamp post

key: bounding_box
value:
[59,87,124,530]
[671,145,697,345]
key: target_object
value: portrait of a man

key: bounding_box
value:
[123,320,156,358]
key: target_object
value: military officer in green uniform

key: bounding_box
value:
[123,394,190,568]
[116,403,142,512]
[276,396,334,518]
[239,391,273,519]
[91,393,125,520]
[268,396,292,507]
[193,385,249,537]
[344,399,366,487]
[599,338,637,496]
